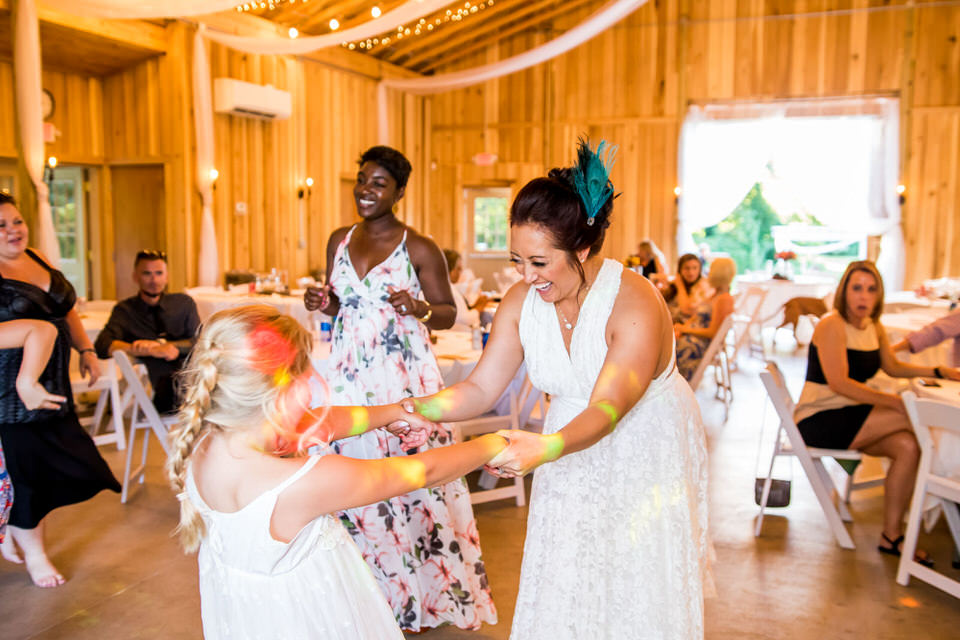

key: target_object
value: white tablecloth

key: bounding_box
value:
[186,287,320,328]
[735,273,837,326]
[883,308,953,367]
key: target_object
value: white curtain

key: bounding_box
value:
[676,104,782,257]
[377,0,647,140]
[194,28,219,286]
[15,0,61,266]
[39,0,240,19]
[677,98,904,289]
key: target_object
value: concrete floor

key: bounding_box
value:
[3,345,960,639]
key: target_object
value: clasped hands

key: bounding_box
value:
[393,399,546,476]
[130,339,178,361]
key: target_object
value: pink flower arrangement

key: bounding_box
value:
[774,251,797,261]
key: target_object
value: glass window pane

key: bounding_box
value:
[473,196,508,252]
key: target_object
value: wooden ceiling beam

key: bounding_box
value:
[393,0,553,67]
[380,0,525,61]
[0,0,168,53]
[419,0,596,72]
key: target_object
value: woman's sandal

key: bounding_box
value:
[878,533,935,568]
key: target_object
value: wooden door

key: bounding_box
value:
[111,165,165,300]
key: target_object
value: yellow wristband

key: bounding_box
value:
[416,305,433,323]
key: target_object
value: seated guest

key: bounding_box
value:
[891,307,960,366]
[665,252,714,322]
[628,239,669,283]
[443,249,490,330]
[94,250,200,413]
[793,261,960,563]
[674,257,736,380]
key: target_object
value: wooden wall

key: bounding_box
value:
[428,0,960,287]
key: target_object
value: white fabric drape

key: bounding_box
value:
[194,28,219,286]
[39,0,240,19]
[202,0,455,55]
[677,98,904,289]
[676,105,781,256]
[15,0,60,266]
[377,0,647,140]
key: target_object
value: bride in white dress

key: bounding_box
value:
[402,140,712,639]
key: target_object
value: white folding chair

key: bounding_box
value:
[729,285,768,366]
[113,350,177,503]
[897,392,960,598]
[688,314,735,406]
[71,358,127,450]
[757,362,882,549]
[457,373,544,507]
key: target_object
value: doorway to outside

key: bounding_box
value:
[676,98,902,289]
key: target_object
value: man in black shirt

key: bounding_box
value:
[94,250,200,413]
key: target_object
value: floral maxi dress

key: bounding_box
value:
[324,226,497,631]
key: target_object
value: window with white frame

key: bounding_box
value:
[465,186,511,254]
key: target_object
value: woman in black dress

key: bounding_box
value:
[0,193,120,587]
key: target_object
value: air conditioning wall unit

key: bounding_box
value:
[213,78,292,120]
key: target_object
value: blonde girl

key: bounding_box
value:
[167,305,507,640]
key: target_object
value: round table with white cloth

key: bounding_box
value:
[735,273,837,327]
[186,286,321,327]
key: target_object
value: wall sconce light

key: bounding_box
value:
[896,183,906,205]
[208,167,219,192]
[298,177,313,199]
[673,185,682,205]
[43,157,58,205]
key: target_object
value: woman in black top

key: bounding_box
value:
[0,194,120,587]
[793,261,960,561]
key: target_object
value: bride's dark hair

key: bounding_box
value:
[509,167,614,284]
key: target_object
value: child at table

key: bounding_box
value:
[166,305,508,640]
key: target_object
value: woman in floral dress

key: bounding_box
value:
[304,146,497,632]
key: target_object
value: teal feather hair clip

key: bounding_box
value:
[571,137,618,226]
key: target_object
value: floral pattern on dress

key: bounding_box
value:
[676,300,714,380]
[325,226,497,632]
[0,442,12,543]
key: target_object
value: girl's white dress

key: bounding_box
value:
[185,454,403,640]
[512,259,712,639]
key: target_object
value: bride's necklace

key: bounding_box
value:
[555,284,590,331]
[556,304,575,330]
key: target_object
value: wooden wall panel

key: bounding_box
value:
[429,0,960,285]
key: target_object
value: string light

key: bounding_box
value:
[371,6,381,18]
[329,18,339,30]
[343,1,491,52]
[234,0,313,12]
[288,27,298,38]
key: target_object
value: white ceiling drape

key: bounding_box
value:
[377,0,647,140]
[202,0,456,55]
[194,28,219,287]
[15,0,61,266]
[39,0,241,19]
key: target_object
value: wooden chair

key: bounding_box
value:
[113,350,177,503]
[757,361,883,549]
[897,391,960,598]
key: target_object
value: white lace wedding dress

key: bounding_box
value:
[513,258,712,640]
